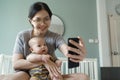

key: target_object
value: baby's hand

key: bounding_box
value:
[41,54,51,63]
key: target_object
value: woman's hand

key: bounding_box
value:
[67,36,86,62]
[43,59,63,80]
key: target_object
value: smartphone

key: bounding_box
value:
[68,38,79,68]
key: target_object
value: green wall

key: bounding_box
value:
[0,0,98,57]
[0,0,100,79]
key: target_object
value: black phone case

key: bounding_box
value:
[68,38,79,68]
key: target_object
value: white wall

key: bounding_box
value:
[97,0,111,67]
[97,0,120,67]
[106,0,120,15]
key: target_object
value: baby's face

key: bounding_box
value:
[32,39,48,54]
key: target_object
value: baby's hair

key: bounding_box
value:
[28,36,44,48]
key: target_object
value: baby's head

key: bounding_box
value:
[28,36,48,54]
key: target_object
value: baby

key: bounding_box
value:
[27,36,62,80]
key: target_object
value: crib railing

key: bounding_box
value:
[59,58,98,80]
[0,54,98,80]
[0,54,14,74]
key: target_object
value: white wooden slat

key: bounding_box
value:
[59,58,98,80]
[0,54,98,80]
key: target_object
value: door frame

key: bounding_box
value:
[96,0,112,67]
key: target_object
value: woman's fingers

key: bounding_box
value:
[78,36,86,54]
[67,37,86,62]
[68,53,85,62]
[68,46,84,56]
[69,37,86,54]
[44,60,61,79]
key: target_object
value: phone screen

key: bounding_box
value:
[68,38,79,68]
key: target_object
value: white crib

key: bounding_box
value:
[0,54,98,80]
[0,54,14,74]
[59,58,98,80]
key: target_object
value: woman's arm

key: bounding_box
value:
[12,53,42,70]
[12,53,62,79]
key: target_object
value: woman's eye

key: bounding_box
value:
[36,18,41,22]
[45,17,50,21]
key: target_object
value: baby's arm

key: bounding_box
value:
[27,53,42,63]
[27,53,51,63]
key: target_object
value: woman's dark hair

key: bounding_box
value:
[28,2,52,19]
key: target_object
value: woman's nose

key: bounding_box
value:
[40,20,45,25]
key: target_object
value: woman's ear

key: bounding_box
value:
[29,18,34,27]
[29,18,32,24]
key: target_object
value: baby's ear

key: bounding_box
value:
[29,48,33,52]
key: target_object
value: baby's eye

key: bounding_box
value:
[44,44,46,46]
[38,45,41,47]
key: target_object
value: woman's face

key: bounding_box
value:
[30,9,51,35]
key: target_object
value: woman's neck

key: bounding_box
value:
[32,30,45,37]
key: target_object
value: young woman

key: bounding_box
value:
[0,2,89,80]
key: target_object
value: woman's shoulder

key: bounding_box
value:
[18,29,32,34]
[17,29,32,40]
[18,29,32,36]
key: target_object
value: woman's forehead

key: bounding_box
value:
[33,10,49,19]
